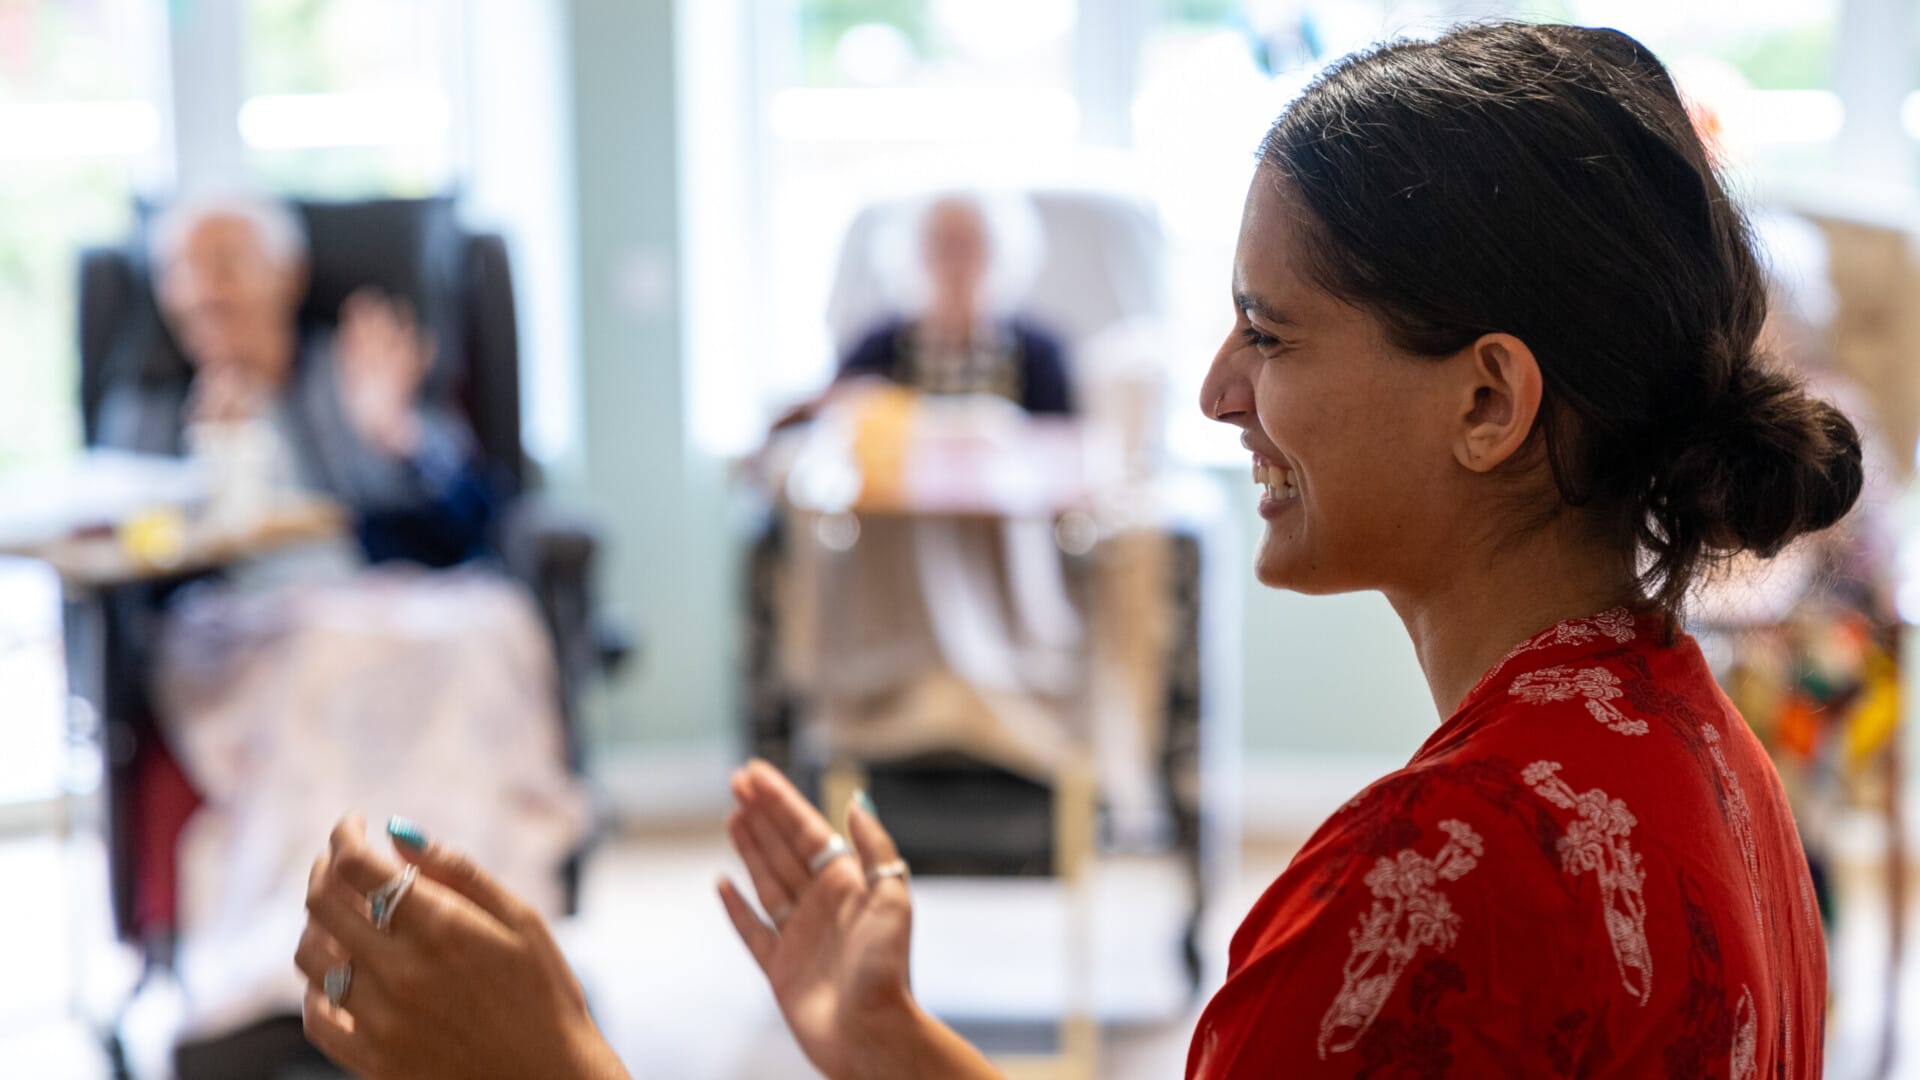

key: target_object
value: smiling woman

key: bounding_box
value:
[293,20,1856,1080]
[1181,22,1854,1075]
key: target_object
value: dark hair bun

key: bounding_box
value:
[1648,360,1864,562]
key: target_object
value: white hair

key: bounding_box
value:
[148,191,309,270]
[868,189,1045,318]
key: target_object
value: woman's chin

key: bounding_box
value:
[1253,534,1302,590]
[1254,530,1349,594]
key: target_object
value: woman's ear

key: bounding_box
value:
[1454,333,1543,473]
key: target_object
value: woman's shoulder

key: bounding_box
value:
[1197,758,1602,1077]
[1283,754,1569,911]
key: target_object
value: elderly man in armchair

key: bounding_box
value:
[98,194,589,1063]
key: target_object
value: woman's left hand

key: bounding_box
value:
[295,817,627,1080]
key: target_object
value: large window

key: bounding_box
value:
[0,1,555,813]
[240,0,464,197]
[764,0,1080,425]
[684,0,1897,462]
[0,0,469,471]
[0,0,167,470]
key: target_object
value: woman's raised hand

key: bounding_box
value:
[295,816,627,1080]
[719,761,1003,1080]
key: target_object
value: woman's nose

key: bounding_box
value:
[1198,339,1252,428]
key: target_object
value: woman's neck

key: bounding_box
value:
[1388,518,1640,719]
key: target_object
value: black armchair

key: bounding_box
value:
[74,195,628,964]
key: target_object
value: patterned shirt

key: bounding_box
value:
[1189,608,1826,1078]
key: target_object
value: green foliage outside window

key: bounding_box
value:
[798,0,928,84]
[0,4,142,468]
[0,162,128,469]
[1722,25,1833,91]
[244,0,343,95]
[1163,0,1239,25]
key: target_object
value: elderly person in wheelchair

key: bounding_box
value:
[97,194,589,1060]
[772,192,1074,428]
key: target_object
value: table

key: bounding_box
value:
[1,498,348,592]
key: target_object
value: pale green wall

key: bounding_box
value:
[566,1,738,752]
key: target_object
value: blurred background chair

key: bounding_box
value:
[73,194,631,1077]
[744,188,1230,1041]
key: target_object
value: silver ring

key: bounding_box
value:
[323,962,353,1007]
[807,834,850,876]
[368,865,418,933]
[866,859,910,887]
[769,902,794,928]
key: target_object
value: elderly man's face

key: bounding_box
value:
[156,214,305,383]
[921,200,989,303]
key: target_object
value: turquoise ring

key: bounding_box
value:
[367,864,419,933]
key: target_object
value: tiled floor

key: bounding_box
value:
[2,821,1913,1078]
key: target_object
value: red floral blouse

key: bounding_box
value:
[1188,608,1826,1078]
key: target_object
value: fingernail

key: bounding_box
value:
[387,816,428,850]
[852,789,877,819]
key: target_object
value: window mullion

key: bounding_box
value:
[163,0,250,190]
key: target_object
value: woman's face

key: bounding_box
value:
[1200,171,1482,597]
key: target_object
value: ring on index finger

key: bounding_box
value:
[368,865,418,933]
[807,834,850,877]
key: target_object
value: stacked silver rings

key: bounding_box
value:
[323,865,418,1007]
[369,865,418,933]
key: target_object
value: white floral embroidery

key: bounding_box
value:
[1509,666,1649,735]
[1523,761,1653,1003]
[1568,607,1639,645]
[1317,819,1484,1059]
[1731,986,1757,1080]
[1472,608,1639,698]
[1702,726,1764,935]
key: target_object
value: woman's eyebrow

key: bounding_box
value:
[1236,291,1298,326]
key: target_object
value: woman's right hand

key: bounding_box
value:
[296,818,626,1080]
[719,761,1001,1080]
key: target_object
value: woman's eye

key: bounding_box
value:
[1241,326,1282,350]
